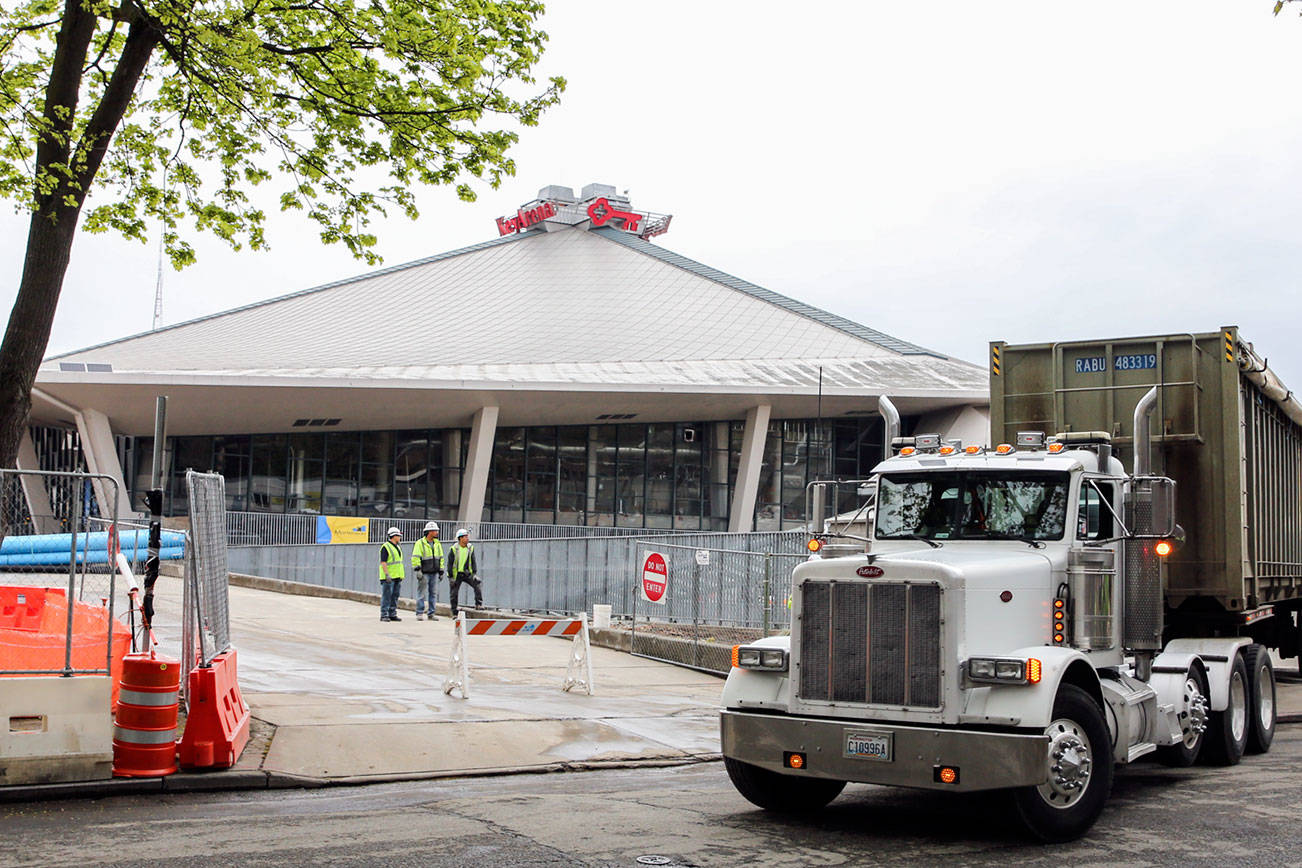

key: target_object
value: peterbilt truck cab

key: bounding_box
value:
[720,392,1275,843]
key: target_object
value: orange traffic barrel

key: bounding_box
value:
[112,653,180,777]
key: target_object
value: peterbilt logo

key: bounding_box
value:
[856,565,884,578]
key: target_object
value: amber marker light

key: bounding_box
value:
[730,645,740,668]
[995,444,1014,455]
[1155,540,1173,557]
[898,446,917,456]
[1047,442,1066,454]
[933,766,960,785]
[783,751,806,770]
[1027,658,1042,683]
[964,445,983,455]
[807,537,823,553]
[938,446,956,455]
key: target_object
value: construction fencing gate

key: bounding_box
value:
[182,471,232,679]
[630,532,808,674]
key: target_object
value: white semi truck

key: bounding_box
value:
[721,328,1299,841]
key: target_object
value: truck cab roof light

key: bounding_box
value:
[898,446,917,456]
[890,436,916,449]
[938,445,957,455]
[964,445,984,455]
[995,444,1015,455]
[1016,432,1046,448]
[914,434,941,452]
[1047,442,1066,454]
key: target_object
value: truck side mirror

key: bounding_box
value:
[1127,476,1176,538]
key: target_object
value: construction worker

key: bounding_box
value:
[379,526,404,622]
[447,527,482,619]
[410,521,443,621]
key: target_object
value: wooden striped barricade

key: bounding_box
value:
[443,614,594,700]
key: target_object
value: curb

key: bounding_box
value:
[0,753,723,804]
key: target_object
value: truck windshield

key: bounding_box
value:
[875,471,1071,542]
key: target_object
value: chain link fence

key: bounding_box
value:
[0,469,125,676]
[628,533,808,673]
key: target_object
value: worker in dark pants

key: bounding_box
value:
[447,527,482,619]
[379,526,404,622]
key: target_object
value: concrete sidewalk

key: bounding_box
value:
[2,575,725,801]
[4,574,1302,803]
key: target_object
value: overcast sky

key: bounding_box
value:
[6,1,1302,388]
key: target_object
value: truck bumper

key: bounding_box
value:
[720,709,1049,793]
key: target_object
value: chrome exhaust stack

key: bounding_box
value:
[878,395,900,463]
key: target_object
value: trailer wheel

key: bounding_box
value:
[1011,685,1113,843]
[723,757,845,813]
[1155,666,1209,767]
[1243,644,1276,755]
[1202,653,1249,766]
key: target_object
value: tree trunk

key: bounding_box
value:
[0,209,82,469]
[0,14,160,470]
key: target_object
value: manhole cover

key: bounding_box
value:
[636,858,673,866]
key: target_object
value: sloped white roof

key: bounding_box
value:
[44,223,986,398]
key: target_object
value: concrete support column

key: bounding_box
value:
[74,408,131,520]
[457,406,499,526]
[14,430,59,532]
[728,404,771,533]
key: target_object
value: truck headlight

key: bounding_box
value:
[965,657,1039,685]
[731,645,788,671]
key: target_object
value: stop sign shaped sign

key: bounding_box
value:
[641,552,668,604]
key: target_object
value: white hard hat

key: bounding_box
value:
[456,528,469,538]
[386,526,401,537]
[423,521,439,533]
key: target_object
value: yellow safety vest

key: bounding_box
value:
[411,537,445,571]
[379,541,405,581]
[450,543,474,577]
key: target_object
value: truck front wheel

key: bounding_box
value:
[723,756,845,813]
[1202,653,1249,766]
[1011,685,1113,843]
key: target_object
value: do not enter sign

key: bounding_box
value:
[641,551,668,604]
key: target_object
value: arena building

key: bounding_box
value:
[27,183,989,532]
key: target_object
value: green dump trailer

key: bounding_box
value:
[991,327,1302,665]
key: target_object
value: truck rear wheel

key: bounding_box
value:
[1243,644,1276,755]
[1202,653,1249,766]
[1011,685,1113,843]
[723,757,845,813]
[1155,666,1209,767]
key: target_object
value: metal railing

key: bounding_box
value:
[225,509,677,547]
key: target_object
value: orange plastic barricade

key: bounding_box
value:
[0,586,132,705]
[178,648,251,769]
[112,653,180,777]
[444,614,593,700]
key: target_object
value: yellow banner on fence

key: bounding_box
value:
[316,515,369,544]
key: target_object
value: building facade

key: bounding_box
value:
[28,183,990,532]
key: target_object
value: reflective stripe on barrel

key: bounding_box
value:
[114,725,178,744]
[119,688,179,707]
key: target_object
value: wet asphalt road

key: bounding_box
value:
[4,725,1300,868]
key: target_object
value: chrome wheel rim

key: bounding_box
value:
[1179,675,1209,749]
[1037,717,1093,809]
[1228,670,1247,744]
[1256,663,1274,731]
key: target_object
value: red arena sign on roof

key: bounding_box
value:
[496,201,557,236]
[492,183,673,240]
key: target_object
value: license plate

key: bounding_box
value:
[844,730,893,762]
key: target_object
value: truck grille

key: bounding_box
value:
[798,580,942,708]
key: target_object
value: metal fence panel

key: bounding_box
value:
[186,471,231,665]
[0,469,121,676]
